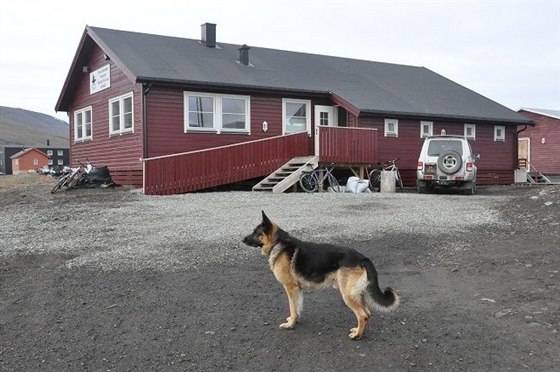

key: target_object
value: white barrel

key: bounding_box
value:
[380,170,396,193]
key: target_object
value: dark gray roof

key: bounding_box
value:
[60,26,532,124]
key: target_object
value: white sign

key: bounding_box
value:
[90,64,111,94]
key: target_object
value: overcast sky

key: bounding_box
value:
[0,0,558,122]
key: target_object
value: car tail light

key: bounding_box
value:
[425,175,433,180]
[417,161,423,170]
[466,162,473,172]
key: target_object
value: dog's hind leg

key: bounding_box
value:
[338,268,370,339]
[280,284,302,329]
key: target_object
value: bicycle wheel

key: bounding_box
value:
[299,173,318,193]
[50,175,69,194]
[395,170,404,189]
[368,170,381,191]
[327,174,341,192]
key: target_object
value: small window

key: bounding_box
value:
[46,150,53,156]
[33,158,39,166]
[74,106,93,141]
[57,159,64,165]
[420,121,433,138]
[48,159,53,165]
[283,99,311,134]
[384,119,398,137]
[464,124,476,139]
[494,125,505,141]
[57,150,63,156]
[109,92,134,135]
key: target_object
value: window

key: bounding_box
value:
[494,125,505,141]
[33,158,39,166]
[109,92,134,135]
[57,159,64,165]
[282,99,311,134]
[48,159,53,165]
[74,106,92,141]
[184,92,250,133]
[46,150,53,156]
[464,124,476,139]
[57,150,63,156]
[420,121,433,138]
[384,119,399,137]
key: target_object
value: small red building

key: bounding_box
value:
[55,24,532,194]
[517,108,560,177]
[10,148,49,175]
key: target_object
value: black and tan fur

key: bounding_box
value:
[242,211,399,340]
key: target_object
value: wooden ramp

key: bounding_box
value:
[252,156,318,193]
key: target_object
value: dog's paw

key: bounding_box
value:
[349,327,362,340]
[279,318,296,329]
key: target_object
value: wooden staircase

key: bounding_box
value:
[252,156,318,193]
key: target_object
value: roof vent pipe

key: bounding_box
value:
[201,23,216,48]
[239,44,250,66]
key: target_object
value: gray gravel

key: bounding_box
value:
[2,188,510,271]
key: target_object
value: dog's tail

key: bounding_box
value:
[363,258,400,312]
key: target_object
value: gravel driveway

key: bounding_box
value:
[1,175,559,371]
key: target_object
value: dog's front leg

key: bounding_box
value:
[280,284,301,329]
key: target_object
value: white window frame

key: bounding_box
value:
[420,121,433,138]
[46,150,53,156]
[464,124,476,140]
[57,150,63,156]
[57,159,64,165]
[109,92,134,135]
[494,125,506,141]
[282,98,311,135]
[184,92,250,134]
[74,106,93,141]
[384,119,399,137]
[33,158,39,166]
[48,159,53,165]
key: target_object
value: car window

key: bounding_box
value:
[427,140,463,156]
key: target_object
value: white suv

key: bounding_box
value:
[417,135,478,194]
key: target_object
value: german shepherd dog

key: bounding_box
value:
[242,211,399,340]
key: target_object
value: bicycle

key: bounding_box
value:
[299,164,343,193]
[368,158,403,191]
[50,160,93,193]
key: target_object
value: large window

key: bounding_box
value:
[109,92,134,135]
[74,106,92,141]
[282,99,310,134]
[184,92,250,133]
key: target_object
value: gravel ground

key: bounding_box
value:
[1,174,559,371]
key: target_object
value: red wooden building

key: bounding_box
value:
[517,108,560,178]
[10,148,49,175]
[55,24,532,195]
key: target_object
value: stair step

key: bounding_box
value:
[252,156,318,193]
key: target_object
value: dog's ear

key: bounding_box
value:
[261,210,273,233]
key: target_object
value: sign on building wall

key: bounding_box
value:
[90,65,111,94]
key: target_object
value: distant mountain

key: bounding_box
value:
[0,106,69,148]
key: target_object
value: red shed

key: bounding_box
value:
[55,24,533,194]
[517,108,560,179]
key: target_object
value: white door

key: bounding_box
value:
[314,106,336,156]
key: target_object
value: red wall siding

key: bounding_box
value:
[146,87,317,158]
[68,44,143,186]
[358,117,516,185]
[518,110,560,174]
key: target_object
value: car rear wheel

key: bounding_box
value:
[438,150,462,174]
